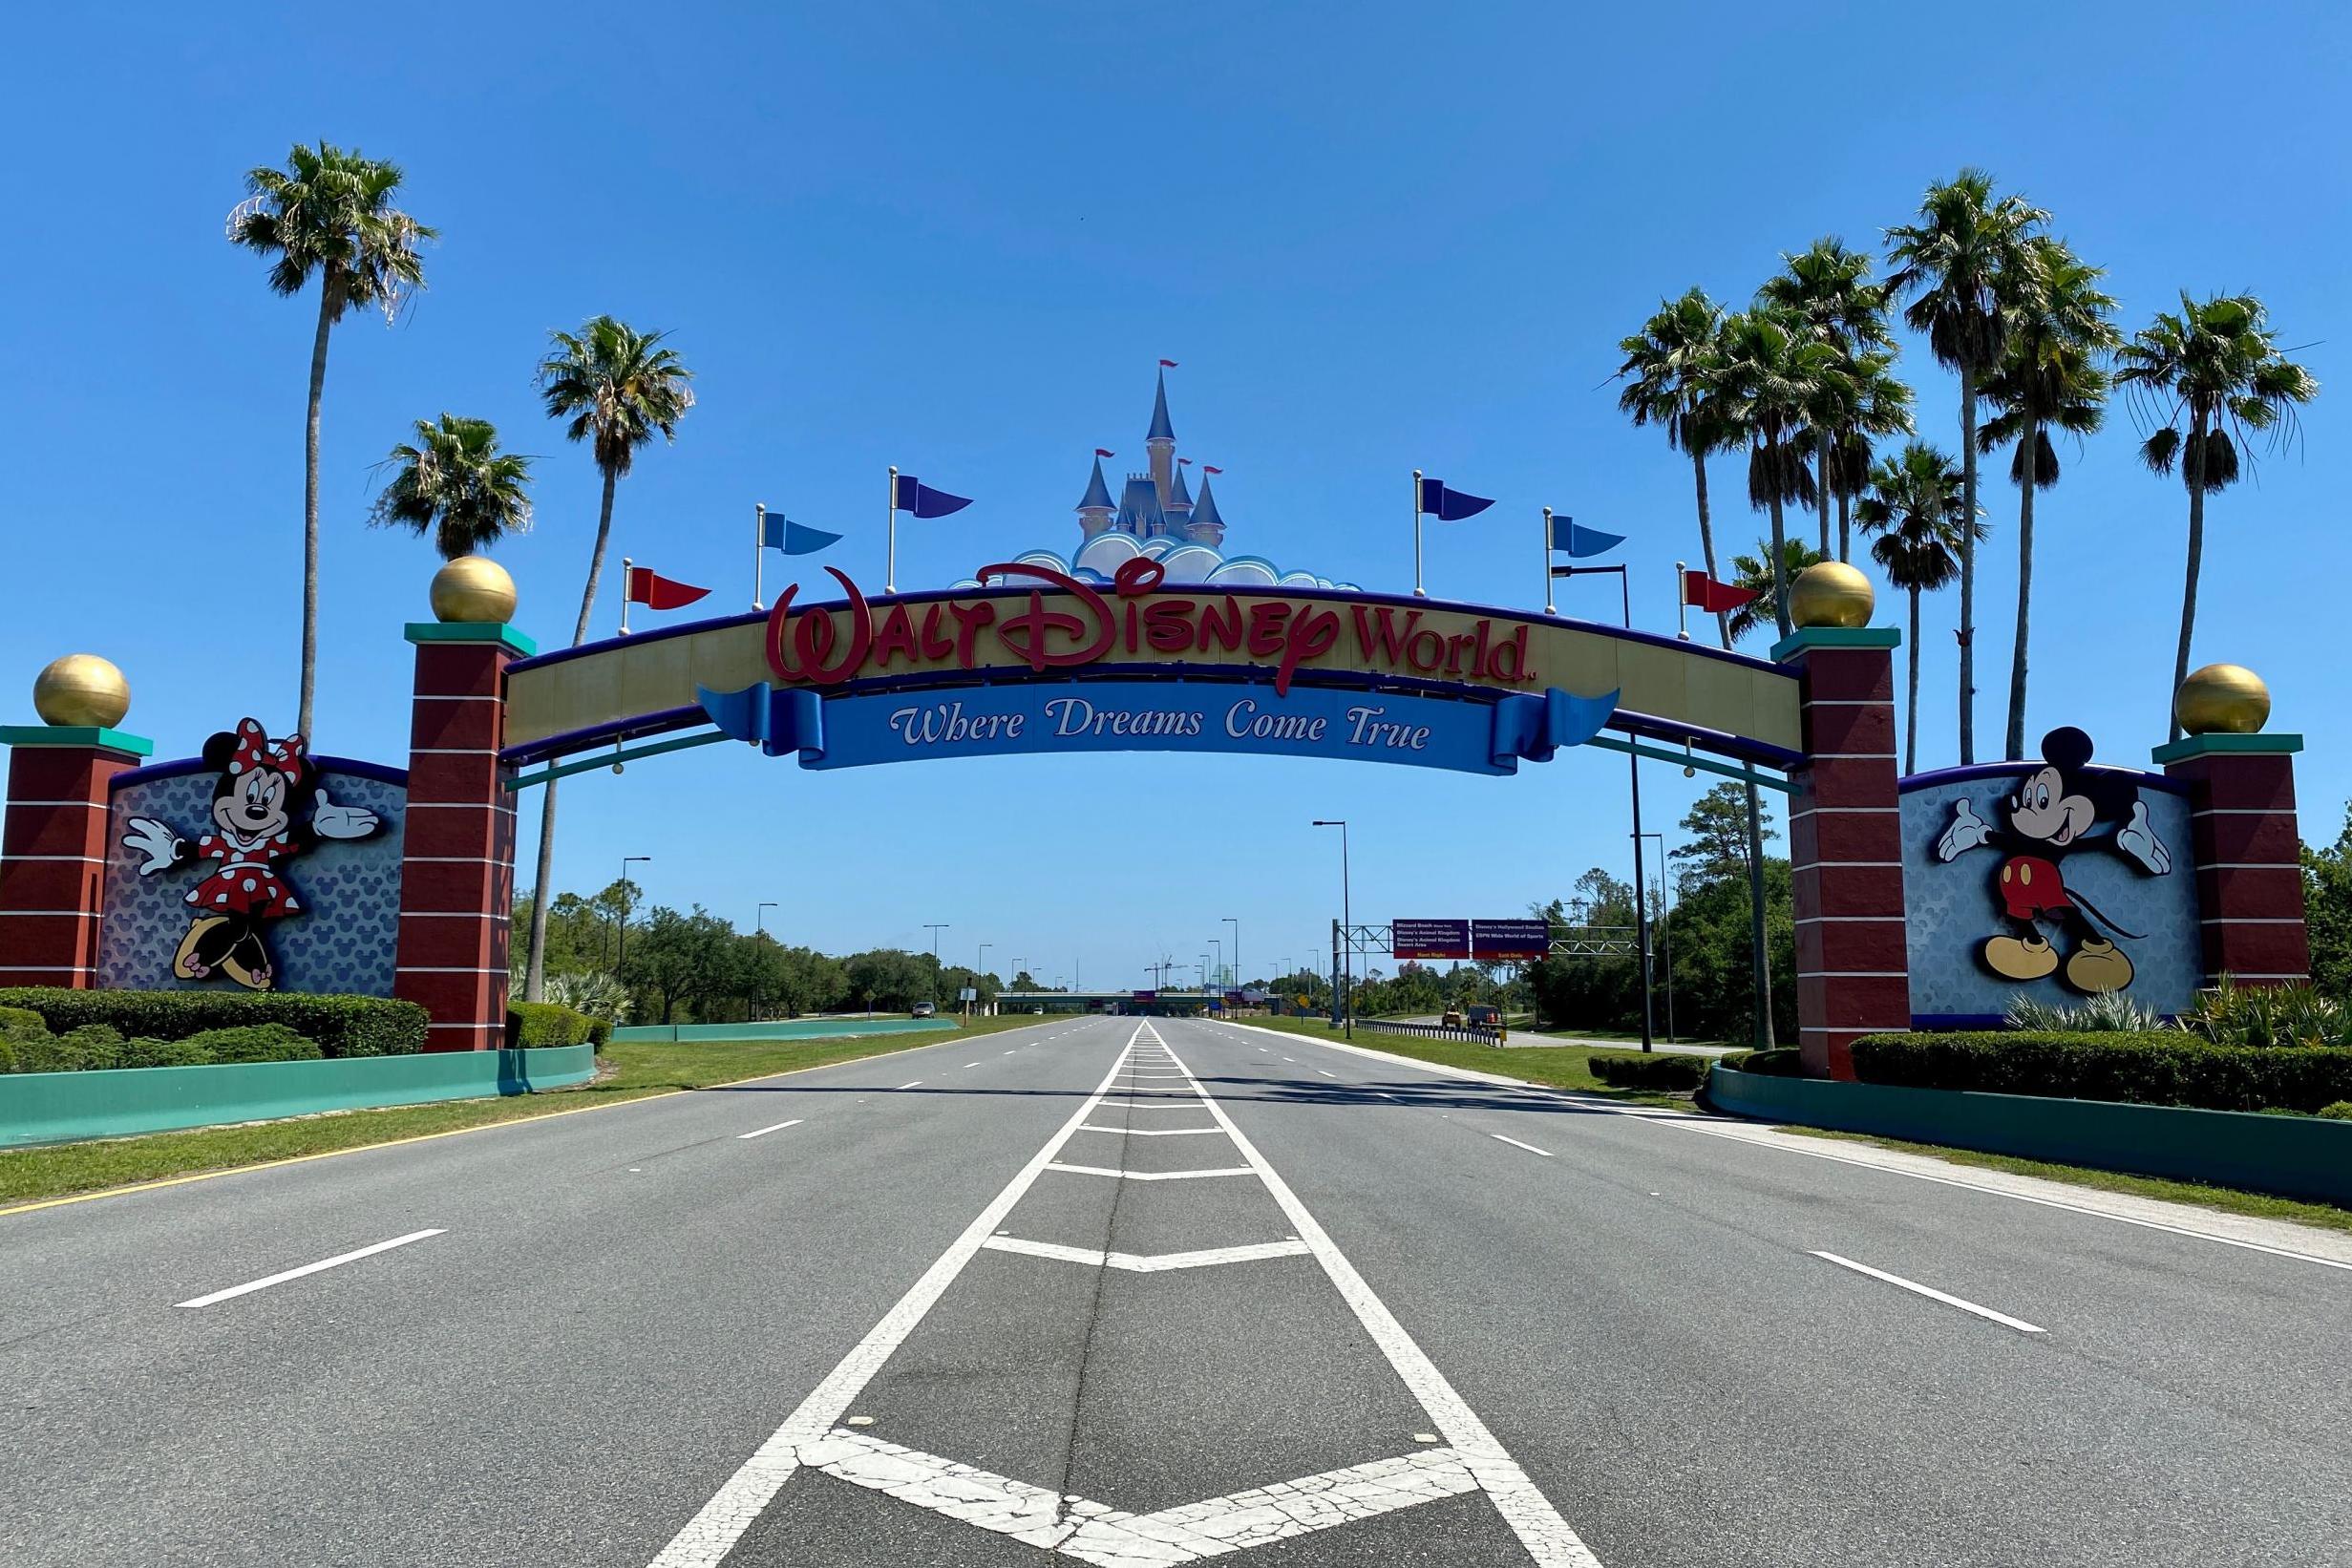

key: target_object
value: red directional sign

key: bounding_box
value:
[1391,919,1473,961]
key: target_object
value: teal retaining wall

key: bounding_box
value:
[1706,1065,2352,1207]
[0,1044,597,1149]
[612,1018,957,1044]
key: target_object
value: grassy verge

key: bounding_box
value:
[1233,1015,1690,1106]
[1779,1125,2352,1236]
[0,1017,1028,1210]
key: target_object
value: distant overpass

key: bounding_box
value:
[994,988,1283,1016]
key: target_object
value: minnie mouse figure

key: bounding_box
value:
[1934,726,2172,994]
[121,719,380,990]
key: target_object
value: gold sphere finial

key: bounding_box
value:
[431,555,518,624]
[32,653,131,729]
[2175,663,2271,736]
[1789,561,1875,629]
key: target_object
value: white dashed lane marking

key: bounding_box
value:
[1490,1134,1554,1159]
[177,1229,444,1308]
[1812,1251,2046,1334]
[738,1118,805,1140]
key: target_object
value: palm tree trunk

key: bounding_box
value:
[1957,366,1979,765]
[1692,450,1728,646]
[523,466,623,1003]
[298,268,343,737]
[2172,410,2208,741]
[1836,486,1852,563]
[1906,586,1922,774]
[1766,436,1792,638]
[2006,423,2038,760]
[1816,443,1833,558]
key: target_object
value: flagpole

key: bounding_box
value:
[885,466,899,595]
[1542,507,1557,615]
[1411,469,1426,599]
[753,503,767,612]
[620,555,633,636]
[1675,560,1688,641]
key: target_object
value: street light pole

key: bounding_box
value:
[975,943,990,1017]
[616,856,651,974]
[1311,820,1351,1039]
[756,901,777,936]
[923,922,949,1007]
[1639,831,1677,1045]
[1223,916,1240,999]
[1210,938,1221,996]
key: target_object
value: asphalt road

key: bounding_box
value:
[7,1014,2348,1566]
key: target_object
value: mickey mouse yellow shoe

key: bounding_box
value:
[1983,934,2059,981]
[2066,939,2134,994]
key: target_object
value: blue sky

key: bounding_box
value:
[5,2,2346,989]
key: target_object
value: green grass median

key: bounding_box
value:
[0,1019,1033,1212]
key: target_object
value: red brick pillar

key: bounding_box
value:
[0,725,154,987]
[1775,625,1909,1079]
[2156,732,2309,987]
[393,622,533,1051]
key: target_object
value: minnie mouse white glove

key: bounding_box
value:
[311,792,379,840]
[122,817,185,875]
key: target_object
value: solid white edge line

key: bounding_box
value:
[1812,1250,2046,1334]
[1491,1134,1554,1159]
[738,1118,806,1140]
[644,1025,1142,1567]
[1211,1018,2352,1275]
[1149,1022,1602,1567]
[176,1229,446,1307]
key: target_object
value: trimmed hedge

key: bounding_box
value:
[180,1024,326,1064]
[0,988,425,1059]
[1719,1047,1802,1078]
[1588,1050,1709,1091]
[507,1001,600,1050]
[1849,1030,2352,1114]
[6,1020,327,1072]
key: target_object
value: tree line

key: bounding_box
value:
[1616,167,2318,769]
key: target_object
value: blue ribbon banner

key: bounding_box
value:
[695,679,1617,776]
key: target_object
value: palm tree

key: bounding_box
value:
[1715,307,1836,638]
[1724,539,1827,645]
[1828,352,1916,562]
[1616,289,1736,646]
[1884,169,2049,764]
[2115,292,2320,739]
[1855,443,1983,773]
[368,415,535,559]
[1976,238,2119,759]
[227,143,435,737]
[1758,238,1904,562]
[520,317,696,1002]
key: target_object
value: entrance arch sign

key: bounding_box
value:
[500,560,1807,769]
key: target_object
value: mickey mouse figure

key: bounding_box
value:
[121,719,380,990]
[1935,726,2172,994]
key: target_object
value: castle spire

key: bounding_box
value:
[1075,453,1115,540]
[1146,367,1177,508]
[1187,469,1226,548]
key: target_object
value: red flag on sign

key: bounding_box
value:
[626,565,710,611]
[1683,569,1758,615]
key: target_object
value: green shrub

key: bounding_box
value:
[2177,982,2351,1049]
[2320,1101,2352,1121]
[0,1005,46,1039]
[586,1015,612,1051]
[1850,1030,2352,1114]
[2003,992,2170,1032]
[14,1024,129,1074]
[0,988,425,1058]
[1720,1047,1803,1078]
[180,1024,324,1064]
[506,1001,597,1049]
[1588,1050,1708,1091]
[117,1037,218,1069]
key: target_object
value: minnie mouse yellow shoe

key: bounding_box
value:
[2066,939,2134,994]
[1983,934,2059,981]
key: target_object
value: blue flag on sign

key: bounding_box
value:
[1415,476,1494,521]
[1547,515,1624,558]
[893,473,973,519]
[760,513,844,556]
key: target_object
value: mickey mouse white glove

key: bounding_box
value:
[123,817,185,876]
[1937,798,1993,861]
[2117,800,2172,875]
[311,792,379,840]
